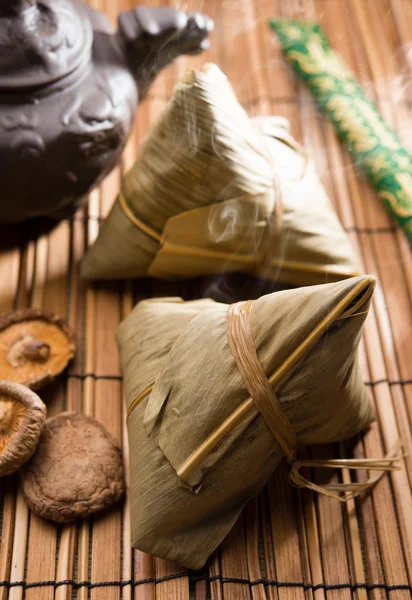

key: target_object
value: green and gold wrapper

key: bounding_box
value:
[271,20,412,243]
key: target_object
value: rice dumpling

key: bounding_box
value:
[82,64,360,286]
[118,275,397,570]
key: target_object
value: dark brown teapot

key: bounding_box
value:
[0,0,213,222]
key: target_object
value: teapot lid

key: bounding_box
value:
[0,0,93,90]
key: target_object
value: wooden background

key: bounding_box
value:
[1,0,412,598]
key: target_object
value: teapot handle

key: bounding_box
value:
[117,5,213,98]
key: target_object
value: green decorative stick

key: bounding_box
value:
[270,20,412,243]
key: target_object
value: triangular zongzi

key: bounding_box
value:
[118,275,385,570]
[82,64,359,286]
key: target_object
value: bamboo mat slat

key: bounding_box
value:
[1,0,412,598]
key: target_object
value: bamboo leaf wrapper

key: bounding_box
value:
[119,276,380,570]
[81,64,359,285]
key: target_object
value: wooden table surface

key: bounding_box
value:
[1,0,412,598]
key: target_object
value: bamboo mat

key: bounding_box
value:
[1,0,412,598]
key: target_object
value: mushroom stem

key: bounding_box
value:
[7,335,51,368]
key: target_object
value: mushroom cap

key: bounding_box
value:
[0,309,76,390]
[0,380,46,476]
[21,412,125,523]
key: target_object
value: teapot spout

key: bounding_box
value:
[117,5,213,98]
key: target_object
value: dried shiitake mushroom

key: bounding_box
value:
[0,380,46,476]
[0,309,75,390]
[21,412,125,523]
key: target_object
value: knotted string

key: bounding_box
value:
[226,300,402,502]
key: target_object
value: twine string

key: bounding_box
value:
[226,300,402,502]
[118,192,161,242]
[226,301,297,461]
[254,121,310,274]
[255,133,285,274]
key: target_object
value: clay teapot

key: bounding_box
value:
[0,0,213,222]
